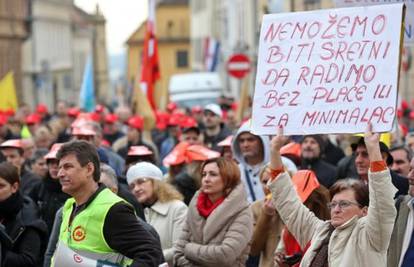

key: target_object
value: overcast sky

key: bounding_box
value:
[75,0,148,55]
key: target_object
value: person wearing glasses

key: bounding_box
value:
[127,161,187,267]
[268,124,397,267]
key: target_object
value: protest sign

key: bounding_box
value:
[251,4,404,135]
[335,0,414,44]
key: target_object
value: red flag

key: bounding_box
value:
[140,0,160,110]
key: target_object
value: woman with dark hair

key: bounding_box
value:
[268,124,397,267]
[174,157,253,266]
[0,162,47,267]
[27,143,69,234]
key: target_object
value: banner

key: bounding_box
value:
[0,71,18,111]
[335,0,414,44]
[140,0,160,110]
[251,4,404,135]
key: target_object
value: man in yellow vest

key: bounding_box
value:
[53,140,164,267]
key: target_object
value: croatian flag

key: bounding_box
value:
[203,37,220,72]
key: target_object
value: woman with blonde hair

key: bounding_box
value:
[174,157,253,267]
[127,162,187,266]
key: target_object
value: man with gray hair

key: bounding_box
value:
[100,163,119,193]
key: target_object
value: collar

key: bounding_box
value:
[406,198,414,210]
[331,215,359,230]
[73,184,106,213]
[148,201,170,216]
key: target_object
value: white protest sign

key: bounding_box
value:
[251,4,404,136]
[335,0,413,44]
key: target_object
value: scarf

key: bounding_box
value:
[0,192,23,222]
[309,224,335,267]
[197,192,225,218]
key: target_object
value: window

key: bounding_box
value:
[176,50,188,68]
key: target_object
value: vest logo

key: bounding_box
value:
[73,254,83,263]
[72,226,86,242]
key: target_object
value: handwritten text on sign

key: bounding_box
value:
[335,0,414,44]
[251,4,404,135]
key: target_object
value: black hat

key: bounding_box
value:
[351,137,393,165]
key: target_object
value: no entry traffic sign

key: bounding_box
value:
[227,54,251,79]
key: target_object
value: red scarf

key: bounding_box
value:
[283,227,311,267]
[197,192,225,218]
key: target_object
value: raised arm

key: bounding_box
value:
[267,126,324,248]
[364,123,397,251]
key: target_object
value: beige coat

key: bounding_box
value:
[268,170,397,267]
[250,200,284,267]
[173,183,253,267]
[145,200,187,266]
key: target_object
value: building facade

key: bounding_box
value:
[21,0,109,111]
[0,0,29,103]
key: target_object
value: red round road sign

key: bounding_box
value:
[227,54,251,79]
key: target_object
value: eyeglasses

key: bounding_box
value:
[327,200,361,210]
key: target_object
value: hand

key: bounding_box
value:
[269,126,288,170]
[270,126,288,153]
[263,198,276,216]
[363,123,382,162]
[274,252,289,267]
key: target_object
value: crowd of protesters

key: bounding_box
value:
[1,98,414,267]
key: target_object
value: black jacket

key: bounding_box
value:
[172,171,198,205]
[27,175,70,234]
[203,124,232,152]
[1,194,48,267]
[19,169,40,197]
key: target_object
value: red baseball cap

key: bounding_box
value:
[44,143,63,160]
[167,102,178,112]
[72,127,96,136]
[127,146,153,156]
[36,104,48,114]
[128,116,144,130]
[0,139,23,149]
[67,107,80,118]
[26,114,41,125]
[105,114,118,124]
[95,104,105,113]
[0,115,8,126]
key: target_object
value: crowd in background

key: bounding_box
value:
[1,98,414,267]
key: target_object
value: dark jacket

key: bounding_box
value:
[300,158,337,188]
[203,123,232,152]
[27,175,70,234]
[322,139,345,166]
[104,131,124,146]
[19,168,40,196]
[172,171,198,205]
[387,195,412,267]
[1,193,48,267]
[117,183,146,221]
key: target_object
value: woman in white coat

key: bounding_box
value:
[270,124,397,267]
[127,162,187,266]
